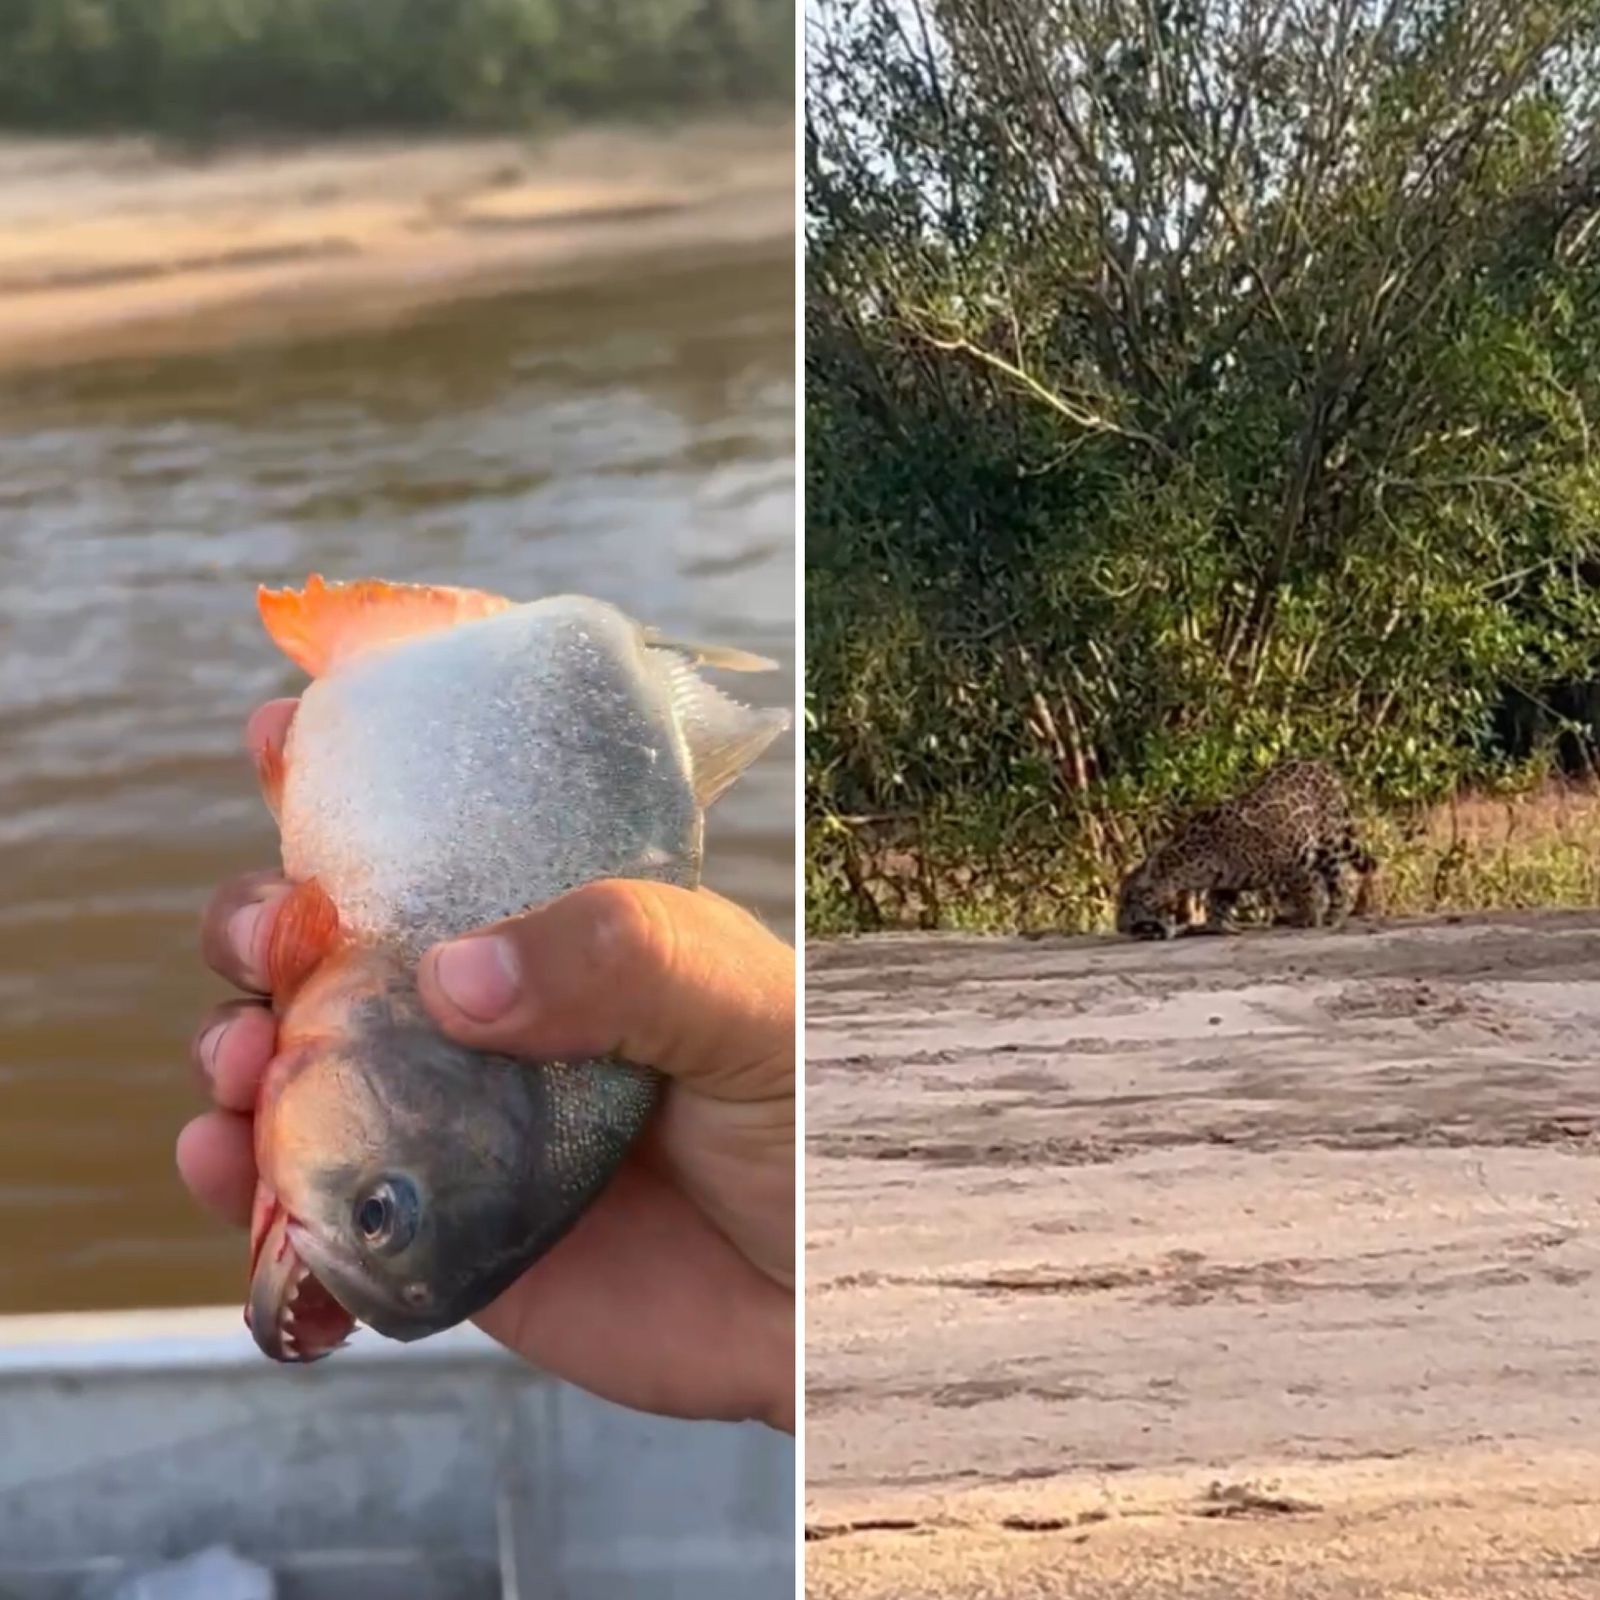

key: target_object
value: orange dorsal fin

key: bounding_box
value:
[258,573,514,677]
[265,878,340,1001]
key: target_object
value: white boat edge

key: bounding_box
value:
[0,1304,793,1599]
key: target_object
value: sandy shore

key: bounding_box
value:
[0,117,792,373]
[806,915,1600,1595]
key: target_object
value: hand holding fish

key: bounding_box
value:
[178,574,792,1427]
[180,699,793,1431]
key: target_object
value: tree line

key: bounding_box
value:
[0,0,791,130]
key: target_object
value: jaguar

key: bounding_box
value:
[1115,761,1377,940]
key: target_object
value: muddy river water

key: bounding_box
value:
[0,244,794,1312]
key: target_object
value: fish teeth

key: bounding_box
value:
[280,1269,308,1358]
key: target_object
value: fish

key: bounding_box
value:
[242,575,789,1362]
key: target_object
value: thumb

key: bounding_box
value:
[415,880,793,1102]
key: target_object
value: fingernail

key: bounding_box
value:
[430,937,520,1022]
[198,1021,230,1081]
[229,900,270,986]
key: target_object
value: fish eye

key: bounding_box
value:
[353,1177,420,1254]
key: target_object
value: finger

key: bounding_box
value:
[191,999,277,1112]
[198,870,287,993]
[175,1112,257,1228]
[473,1161,794,1430]
[416,881,794,1100]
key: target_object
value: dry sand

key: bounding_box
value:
[806,914,1600,1595]
[0,117,792,372]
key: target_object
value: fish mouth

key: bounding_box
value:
[286,1222,449,1345]
[246,1197,356,1364]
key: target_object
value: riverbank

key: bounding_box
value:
[808,1451,1600,1598]
[807,914,1600,1594]
[807,778,1600,936]
[0,117,793,374]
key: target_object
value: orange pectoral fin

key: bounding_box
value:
[265,878,340,1000]
[253,736,287,823]
[258,573,514,677]
[246,700,297,824]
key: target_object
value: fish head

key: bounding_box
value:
[247,956,659,1361]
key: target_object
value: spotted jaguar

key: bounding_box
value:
[1115,760,1377,940]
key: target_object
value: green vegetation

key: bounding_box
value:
[806,0,1600,935]
[804,784,1600,936]
[0,0,792,131]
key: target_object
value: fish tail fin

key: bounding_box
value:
[258,574,513,677]
[642,628,779,674]
[658,655,789,808]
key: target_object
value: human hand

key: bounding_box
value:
[178,699,795,1431]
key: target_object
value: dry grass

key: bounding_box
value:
[1369,780,1600,917]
